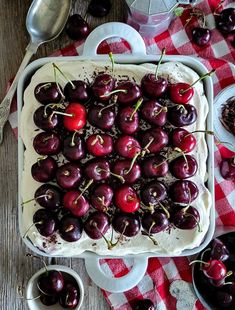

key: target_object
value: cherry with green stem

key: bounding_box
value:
[169,69,215,104]
[141,48,168,99]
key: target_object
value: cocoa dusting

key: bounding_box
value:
[221,97,235,136]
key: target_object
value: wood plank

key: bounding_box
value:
[0,0,125,308]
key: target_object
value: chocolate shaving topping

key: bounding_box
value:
[220,96,235,136]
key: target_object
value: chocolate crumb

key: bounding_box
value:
[221,97,235,136]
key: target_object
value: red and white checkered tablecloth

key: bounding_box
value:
[7,0,235,309]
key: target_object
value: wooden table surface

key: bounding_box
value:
[0,1,125,309]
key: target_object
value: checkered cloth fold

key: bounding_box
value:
[8,0,235,309]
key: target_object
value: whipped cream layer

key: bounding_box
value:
[20,60,212,256]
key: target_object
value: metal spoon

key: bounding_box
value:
[0,0,71,144]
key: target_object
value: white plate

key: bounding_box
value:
[214,85,235,152]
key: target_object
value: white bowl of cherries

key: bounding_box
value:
[192,230,235,309]
[26,261,84,310]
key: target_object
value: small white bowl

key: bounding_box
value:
[214,85,235,152]
[26,265,84,310]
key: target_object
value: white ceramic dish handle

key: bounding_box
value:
[85,255,148,293]
[82,22,146,56]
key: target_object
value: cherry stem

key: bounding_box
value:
[141,137,155,156]
[23,221,43,238]
[75,179,94,203]
[180,69,215,94]
[52,63,75,89]
[43,134,54,143]
[153,106,168,117]
[125,151,140,175]
[129,98,143,121]
[93,222,118,250]
[35,83,52,94]
[26,253,48,272]
[200,248,211,270]
[97,168,125,183]
[100,89,128,98]
[37,156,47,165]
[185,213,202,232]
[91,135,104,145]
[109,52,115,75]
[174,147,189,170]
[185,130,214,138]
[17,286,41,300]
[158,202,170,219]
[98,102,116,116]
[214,0,225,15]
[189,260,209,266]
[53,64,65,99]
[97,196,105,204]
[21,194,50,206]
[140,202,155,213]
[155,48,166,79]
[145,222,158,245]
[44,103,65,117]
[70,131,78,147]
[50,110,73,118]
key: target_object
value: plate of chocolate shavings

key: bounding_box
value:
[214,85,235,152]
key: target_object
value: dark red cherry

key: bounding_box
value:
[170,155,198,179]
[171,128,196,153]
[37,270,64,295]
[116,106,139,134]
[88,104,115,130]
[66,14,90,40]
[62,133,86,162]
[90,184,113,211]
[114,186,140,213]
[34,184,62,211]
[220,158,235,181]
[40,294,58,306]
[210,238,229,261]
[86,134,113,157]
[59,282,79,309]
[133,299,155,310]
[141,128,168,154]
[169,180,199,204]
[142,211,169,234]
[113,159,141,184]
[31,156,58,183]
[141,100,167,126]
[59,215,83,242]
[88,0,111,17]
[142,155,168,178]
[192,27,212,46]
[84,211,110,239]
[141,181,167,206]
[63,191,90,217]
[34,82,62,105]
[84,159,110,181]
[115,81,142,105]
[64,80,91,103]
[216,291,233,308]
[172,206,200,230]
[33,106,60,131]
[112,213,141,237]
[33,132,62,155]
[115,135,141,159]
[56,163,82,189]
[216,8,235,34]
[63,103,87,132]
[33,209,57,237]
[169,83,194,104]
[141,74,168,99]
[92,73,115,102]
[168,104,197,127]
